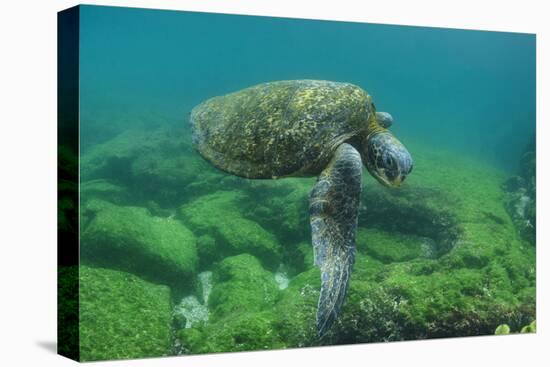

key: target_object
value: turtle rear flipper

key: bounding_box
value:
[309,143,362,337]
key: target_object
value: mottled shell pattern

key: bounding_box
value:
[190,80,376,179]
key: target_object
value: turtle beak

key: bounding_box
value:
[391,165,412,187]
[373,171,399,188]
[391,176,403,187]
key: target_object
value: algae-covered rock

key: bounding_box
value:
[195,234,217,269]
[81,129,156,181]
[80,179,130,205]
[335,279,405,343]
[81,199,198,289]
[357,228,436,263]
[520,320,536,333]
[179,191,282,270]
[74,124,536,353]
[495,324,511,335]
[321,143,536,343]
[80,128,222,206]
[272,268,320,347]
[360,184,460,259]
[177,254,284,354]
[208,254,280,320]
[241,178,313,244]
[503,139,535,245]
[178,311,284,354]
[504,187,535,244]
[79,266,172,361]
[179,262,320,354]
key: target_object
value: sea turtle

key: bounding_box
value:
[190,80,413,336]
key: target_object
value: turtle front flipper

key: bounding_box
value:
[309,143,362,337]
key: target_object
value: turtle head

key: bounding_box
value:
[362,131,413,187]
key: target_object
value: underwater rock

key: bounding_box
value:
[292,241,315,272]
[195,234,217,269]
[173,271,213,330]
[178,311,284,354]
[334,280,405,343]
[359,184,461,258]
[208,254,280,320]
[240,178,313,244]
[173,141,535,349]
[272,268,320,347]
[357,228,437,263]
[277,240,315,277]
[502,138,535,245]
[231,178,317,276]
[79,266,172,361]
[520,151,536,192]
[81,199,198,289]
[494,320,536,335]
[302,145,536,342]
[177,255,284,354]
[520,320,536,333]
[80,106,177,151]
[504,189,535,244]
[494,324,511,335]
[179,265,321,354]
[503,176,535,244]
[179,191,282,270]
[74,130,536,351]
[80,179,130,205]
[501,176,525,193]
[81,129,160,180]
[80,128,223,206]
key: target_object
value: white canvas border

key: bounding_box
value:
[0,1,547,366]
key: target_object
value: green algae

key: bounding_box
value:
[495,324,511,335]
[241,177,314,243]
[494,320,535,335]
[208,254,280,320]
[333,140,536,341]
[76,129,536,358]
[520,320,536,333]
[80,128,223,205]
[79,266,173,361]
[178,311,284,354]
[80,179,130,204]
[81,199,198,289]
[272,268,320,347]
[335,280,406,343]
[179,191,282,270]
[177,254,284,354]
[358,228,430,263]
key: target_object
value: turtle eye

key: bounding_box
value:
[385,155,393,167]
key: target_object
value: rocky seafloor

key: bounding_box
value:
[58,125,536,361]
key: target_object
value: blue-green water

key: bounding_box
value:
[80,5,535,171]
[69,4,536,361]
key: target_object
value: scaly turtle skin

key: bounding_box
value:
[190,80,413,337]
